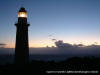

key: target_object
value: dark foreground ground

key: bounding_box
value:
[0,57,100,75]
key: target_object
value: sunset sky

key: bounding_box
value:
[0,0,100,48]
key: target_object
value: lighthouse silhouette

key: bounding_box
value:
[14,7,29,64]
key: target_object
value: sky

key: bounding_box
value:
[0,0,100,48]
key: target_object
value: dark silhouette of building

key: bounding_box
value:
[14,7,30,64]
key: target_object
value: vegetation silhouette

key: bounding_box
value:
[0,56,100,74]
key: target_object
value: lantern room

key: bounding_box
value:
[18,7,27,18]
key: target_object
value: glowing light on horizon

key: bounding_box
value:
[5,40,100,48]
[4,36,100,48]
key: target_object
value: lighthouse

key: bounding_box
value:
[14,7,29,64]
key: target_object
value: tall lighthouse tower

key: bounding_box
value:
[15,7,29,64]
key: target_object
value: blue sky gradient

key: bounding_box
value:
[0,0,100,47]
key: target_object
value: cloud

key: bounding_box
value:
[0,43,6,48]
[0,43,6,46]
[52,39,57,41]
[55,40,100,48]
[55,40,73,48]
